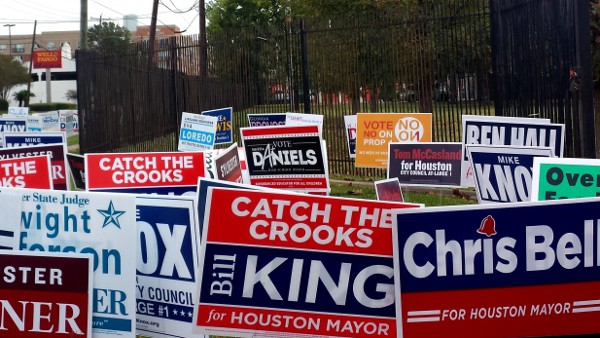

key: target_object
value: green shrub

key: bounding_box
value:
[0,99,8,111]
[29,102,77,111]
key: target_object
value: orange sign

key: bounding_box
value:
[32,50,62,69]
[356,113,432,168]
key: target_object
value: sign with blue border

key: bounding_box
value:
[202,107,233,144]
[393,198,600,337]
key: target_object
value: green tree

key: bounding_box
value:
[12,90,35,107]
[0,55,30,101]
[207,0,285,32]
[87,22,132,51]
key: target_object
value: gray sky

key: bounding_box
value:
[0,0,201,36]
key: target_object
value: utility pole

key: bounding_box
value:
[80,0,88,49]
[148,0,159,69]
[199,0,207,77]
[26,20,37,107]
[3,24,15,57]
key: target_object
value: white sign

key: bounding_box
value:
[285,112,324,137]
[0,192,23,250]
[8,106,29,116]
[178,112,218,151]
[7,188,137,338]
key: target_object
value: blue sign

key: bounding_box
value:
[202,107,232,144]
[3,131,65,148]
[468,145,553,203]
[247,113,287,127]
[135,196,201,337]
[393,198,600,337]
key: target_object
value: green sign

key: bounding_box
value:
[532,158,600,200]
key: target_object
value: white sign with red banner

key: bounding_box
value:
[241,125,329,193]
[85,151,205,197]
[193,187,422,337]
[0,154,53,189]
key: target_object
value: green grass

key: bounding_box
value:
[329,180,475,206]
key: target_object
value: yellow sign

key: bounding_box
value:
[356,113,432,168]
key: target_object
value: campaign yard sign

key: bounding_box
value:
[344,115,357,158]
[241,125,329,193]
[10,188,137,338]
[375,178,404,202]
[356,113,432,168]
[59,110,76,138]
[193,187,422,337]
[202,107,233,144]
[468,145,553,203]
[178,112,218,151]
[0,117,27,146]
[215,143,243,183]
[0,192,23,250]
[247,113,287,127]
[285,112,324,137]
[388,142,462,187]
[31,111,60,132]
[0,155,53,189]
[85,151,205,197]
[0,143,68,190]
[3,131,65,148]
[461,115,563,187]
[392,198,600,338]
[67,153,86,190]
[7,106,29,116]
[531,157,600,201]
[135,196,205,338]
[0,251,93,337]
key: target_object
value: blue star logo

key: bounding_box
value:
[97,201,125,229]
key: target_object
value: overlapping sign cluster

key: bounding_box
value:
[2,106,599,338]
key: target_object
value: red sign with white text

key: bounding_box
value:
[0,251,92,337]
[32,50,62,69]
[0,143,68,190]
[85,151,205,190]
[0,155,52,189]
[193,187,422,337]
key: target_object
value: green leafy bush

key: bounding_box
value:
[0,99,8,111]
[29,102,77,112]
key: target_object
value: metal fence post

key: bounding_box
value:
[300,19,311,114]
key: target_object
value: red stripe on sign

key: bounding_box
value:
[241,125,319,137]
[400,281,600,338]
[196,304,396,337]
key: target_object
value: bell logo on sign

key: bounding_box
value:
[395,117,424,142]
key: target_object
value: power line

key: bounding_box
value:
[160,0,199,14]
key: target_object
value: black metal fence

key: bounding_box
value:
[76,0,594,177]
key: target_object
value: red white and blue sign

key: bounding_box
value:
[193,187,421,337]
[392,198,600,338]
[241,125,328,193]
[85,152,205,197]
[467,145,553,203]
[135,196,204,338]
[202,107,233,144]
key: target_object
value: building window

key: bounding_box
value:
[0,44,6,51]
[47,42,55,49]
[12,44,25,53]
